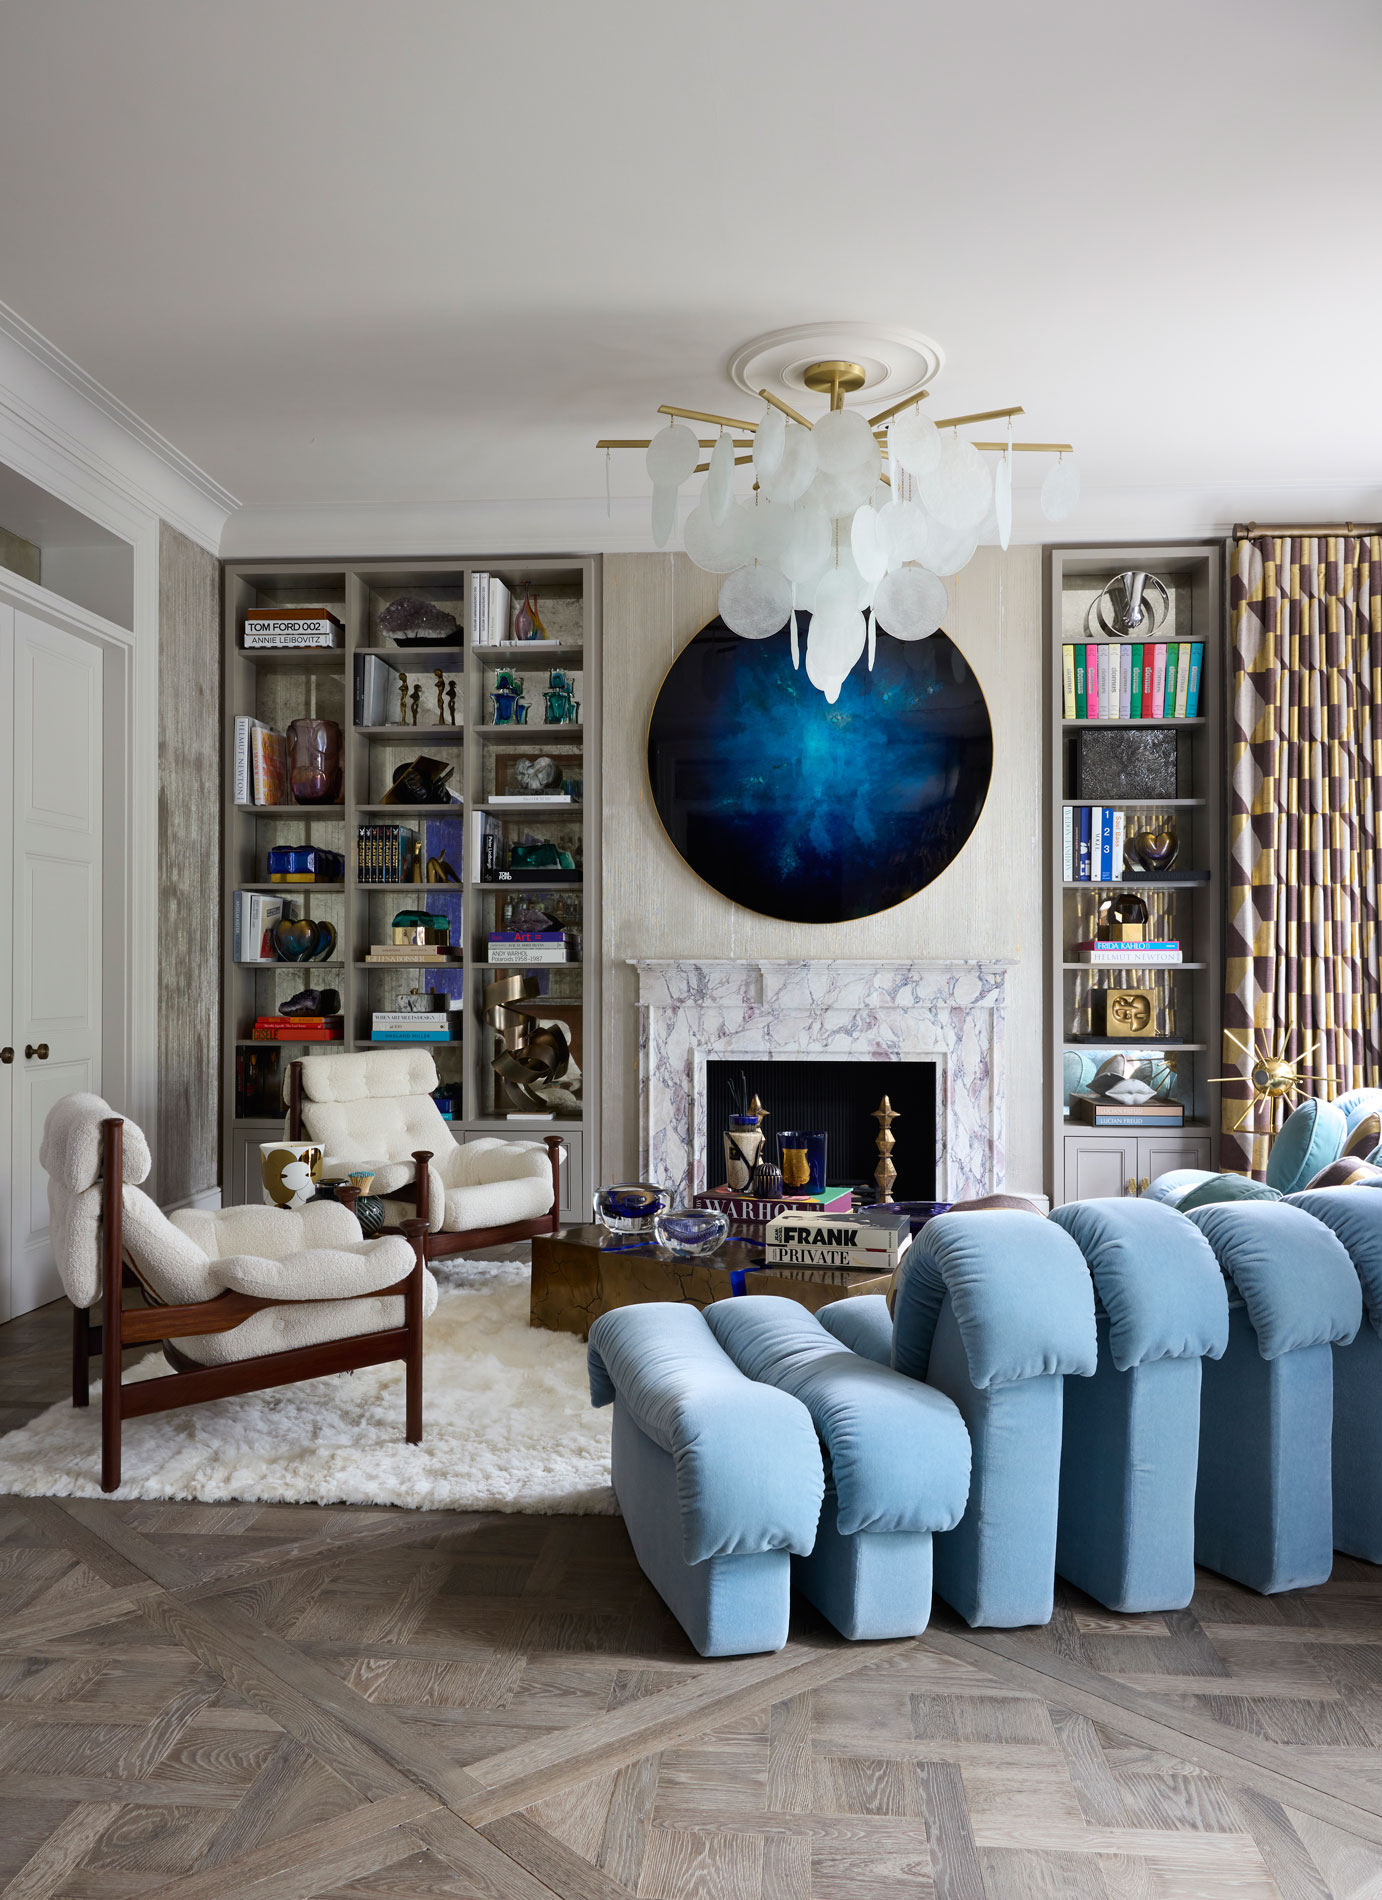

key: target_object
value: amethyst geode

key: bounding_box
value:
[378,597,459,642]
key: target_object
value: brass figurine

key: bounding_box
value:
[398,671,408,725]
[445,679,457,725]
[872,1095,899,1202]
[747,1093,769,1129]
[434,669,446,725]
[409,682,422,726]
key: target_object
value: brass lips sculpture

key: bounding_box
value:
[483,971,573,1112]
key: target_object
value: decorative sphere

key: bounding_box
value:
[873,565,948,641]
[1040,458,1080,522]
[921,437,992,529]
[719,564,792,640]
[890,411,941,477]
[994,453,1013,550]
[653,1206,730,1257]
[763,424,817,505]
[707,433,736,525]
[651,482,677,549]
[813,407,875,474]
[646,423,699,487]
[778,506,831,584]
[752,405,786,485]
[683,499,749,574]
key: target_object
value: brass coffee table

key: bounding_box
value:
[529,1223,891,1338]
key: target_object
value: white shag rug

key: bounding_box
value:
[0,1259,614,1513]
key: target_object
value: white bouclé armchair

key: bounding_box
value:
[43,1092,436,1492]
[286,1049,563,1262]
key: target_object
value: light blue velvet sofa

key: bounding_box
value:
[704,1296,971,1640]
[588,1302,824,1656]
[823,1210,1097,1628]
[1287,1184,1382,1562]
[1048,1199,1229,1612]
[1185,1201,1361,1593]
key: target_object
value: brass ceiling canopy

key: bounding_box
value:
[801,359,868,406]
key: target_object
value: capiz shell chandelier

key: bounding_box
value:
[600,346,1078,702]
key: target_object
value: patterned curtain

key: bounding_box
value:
[1222,535,1382,1173]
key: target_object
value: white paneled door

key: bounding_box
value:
[0,605,104,1319]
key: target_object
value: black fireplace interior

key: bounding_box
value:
[706,1060,937,1200]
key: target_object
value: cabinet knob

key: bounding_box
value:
[0,1048,12,1064]
[1139,1176,1150,1194]
[24,1043,49,1061]
[1126,1175,1137,1196]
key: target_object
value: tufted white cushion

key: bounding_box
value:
[176,1264,439,1366]
[286,1052,557,1235]
[42,1091,152,1190]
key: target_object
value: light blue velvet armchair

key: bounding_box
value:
[705,1296,970,1640]
[1186,1201,1361,1593]
[1049,1198,1229,1612]
[1287,1184,1382,1563]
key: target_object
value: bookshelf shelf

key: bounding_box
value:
[1046,545,1223,1206]
[224,555,601,1218]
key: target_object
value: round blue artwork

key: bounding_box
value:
[647,617,993,924]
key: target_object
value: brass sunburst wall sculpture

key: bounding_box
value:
[598,348,1078,704]
[1210,1028,1336,1134]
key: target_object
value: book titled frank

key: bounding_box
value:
[764,1209,912,1269]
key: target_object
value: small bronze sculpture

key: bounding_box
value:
[434,669,446,724]
[872,1095,899,1201]
[398,671,408,725]
[409,682,422,726]
[446,679,457,725]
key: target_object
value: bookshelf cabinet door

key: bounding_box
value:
[1064,1135,1138,1203]
[1137,1133,1212,1186]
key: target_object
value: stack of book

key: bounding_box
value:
[763,1208,912,1273]
[252,1014,343,1043]
[371,1010,455,1044]
[1065,805,1126,881]
[469,573,513,643]
[242,610,343,650]
[1076,938,1181,966]
[364,941,461,965]
[487,931,566,965]
[233,892,290,963]
[233,717,290,805]
[692,1185,854,1246]
[1062,641,1203,720]
[1070,1091,1185,1129]
[358,825,417,884]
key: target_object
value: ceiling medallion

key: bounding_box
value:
[599,324,1081,704]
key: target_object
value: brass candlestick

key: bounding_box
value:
[872,1095,899,1201]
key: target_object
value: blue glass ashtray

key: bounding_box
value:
[593,1183,672,1238]
[654,1206,730,1258]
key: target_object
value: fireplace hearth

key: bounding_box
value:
[706,1058,936,1199]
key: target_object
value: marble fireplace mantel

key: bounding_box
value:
[632,958,1013,1202]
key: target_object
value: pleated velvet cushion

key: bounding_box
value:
[1264,1097,1348,1194]
[1175,1173,1282,1214]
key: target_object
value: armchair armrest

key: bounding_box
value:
[1187,1201,1361,1357]
[1050,1198,1229,1369]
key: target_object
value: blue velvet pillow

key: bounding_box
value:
[1331,1089,1382,1136]
[1176,1173,1282,1213]
[1265,1097,1347,1194]
[1140,1168,1218,1207]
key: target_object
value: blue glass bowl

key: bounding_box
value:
[593,1183,672,1235]
[654,1206,730,1257]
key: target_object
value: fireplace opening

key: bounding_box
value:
[706,1059,937,1200]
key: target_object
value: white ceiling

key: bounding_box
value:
[0,0,1378,544]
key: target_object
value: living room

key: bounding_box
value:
[0,3,1379,1895]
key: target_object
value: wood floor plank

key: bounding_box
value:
[1228,1786,1333,1900]
[414,1804,583,1899]
[0,1798,121,1900]
[0,1583,160,1650]
[483,1813,637,1900]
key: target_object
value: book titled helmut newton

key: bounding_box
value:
[243,609,343,649]
[763,1208,912,1271]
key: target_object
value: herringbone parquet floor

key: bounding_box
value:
[4,1291,1382,1899]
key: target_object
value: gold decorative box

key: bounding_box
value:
[1089,987,1157,1037]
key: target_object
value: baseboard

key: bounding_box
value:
[162,1184,223,1215]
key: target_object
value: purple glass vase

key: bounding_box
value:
[287,718,343,804]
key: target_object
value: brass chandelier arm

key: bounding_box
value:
[757,388,814,429]
[868,389,931,428]
[929,405,1025,429]
[596,438,754,450]
[657,403,759,431]
[971,441,1074,454]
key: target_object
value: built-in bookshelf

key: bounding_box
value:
[221,557,601,1216]
[1044,545,1222,1205]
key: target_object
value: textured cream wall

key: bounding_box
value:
[600,548,1046,1192]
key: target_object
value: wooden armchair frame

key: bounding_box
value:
[74,1117,429,1493]
[287,1061,563,1263]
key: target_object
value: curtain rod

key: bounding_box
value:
[1233,521,1382,538]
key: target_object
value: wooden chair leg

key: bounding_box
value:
[402,1219,426,1445]
[72,1304,90,1408]
[544,1134,563,1232]
[100,1119,125,1493]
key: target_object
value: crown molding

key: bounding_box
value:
[0,299,237,552]
[220,477,1382,563]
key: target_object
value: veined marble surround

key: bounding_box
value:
[633,959,1012,1202]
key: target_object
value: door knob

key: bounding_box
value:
[1139,1176,1150,1195]
[24,1043,48,1061]
[1126,1175,1137,1196]
[0,1048,11,1064]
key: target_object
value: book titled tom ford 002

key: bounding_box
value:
[243,610,344,650]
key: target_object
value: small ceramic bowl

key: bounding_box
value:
[654,1206,730,1257]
